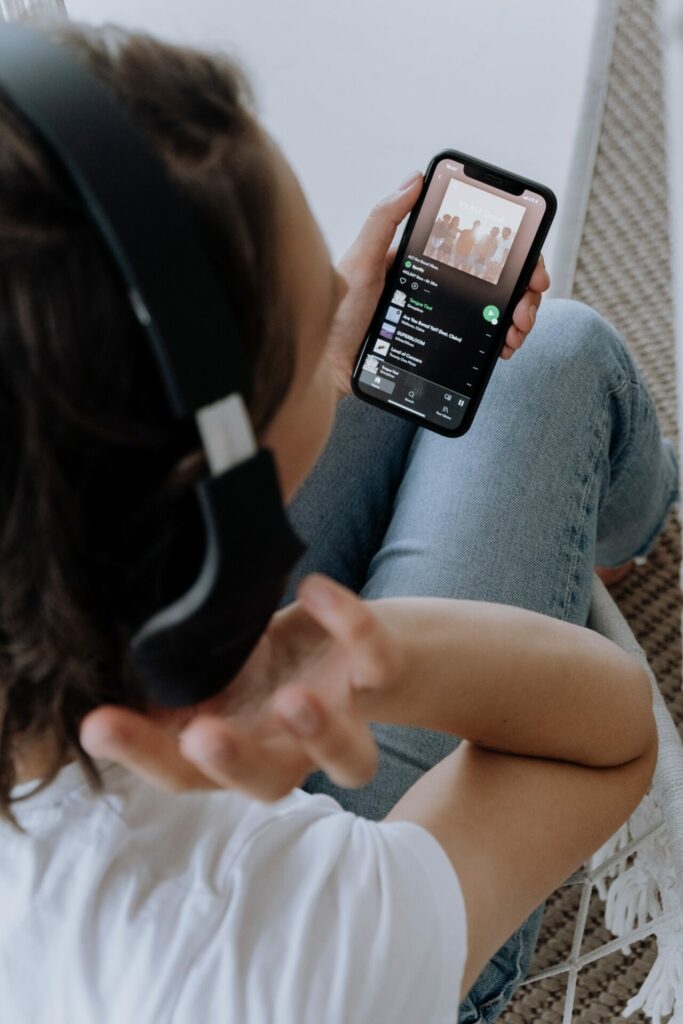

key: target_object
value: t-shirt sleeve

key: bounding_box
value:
[359,818,469,1023]
[174,798,467,1024]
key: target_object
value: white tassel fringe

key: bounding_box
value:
[586,790,683,1023]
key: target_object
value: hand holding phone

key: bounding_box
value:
[351,151,557,437]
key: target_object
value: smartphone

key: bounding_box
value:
[351,150,557,437]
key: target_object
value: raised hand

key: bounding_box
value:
[80,575,395,801]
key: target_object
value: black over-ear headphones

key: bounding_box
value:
[0,22,306,707]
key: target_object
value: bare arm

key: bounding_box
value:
[282,579,658,1001]
[360,596,654,767]
[83,574,656,802]
[81,573,657,1006]
[358,597,658,999]
[386,737,656,998]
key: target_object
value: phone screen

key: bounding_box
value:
[353,155,552,434]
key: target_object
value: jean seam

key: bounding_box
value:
[627,473,680,561]
[607,373,657,489]
[460,933,526,1023]
[559,379,627,621]
[597,373,678,565]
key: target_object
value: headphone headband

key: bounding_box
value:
[0,22,305,706]
[0,22,249,420]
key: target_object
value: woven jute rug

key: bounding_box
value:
[503,1,682,1021]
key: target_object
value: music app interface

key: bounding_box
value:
[356,158,547,430]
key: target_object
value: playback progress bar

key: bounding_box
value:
[388,400,426,418]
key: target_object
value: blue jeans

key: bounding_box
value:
[282,299,679,1022]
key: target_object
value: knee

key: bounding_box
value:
[521,298,631,389]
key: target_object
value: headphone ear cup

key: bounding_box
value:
[0,25,305,709]
[131,449,305,708]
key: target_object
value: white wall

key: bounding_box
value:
[66,0,617,296]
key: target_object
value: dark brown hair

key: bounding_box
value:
[0,21,295,827]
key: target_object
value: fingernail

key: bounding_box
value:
[397,170,422,191]
[278,696,321,738]
[529,305,537,324]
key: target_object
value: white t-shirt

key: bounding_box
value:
[0,758,467,1024]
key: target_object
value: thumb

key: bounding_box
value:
[340,171,423,280]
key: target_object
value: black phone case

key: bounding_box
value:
[351,149,557,438]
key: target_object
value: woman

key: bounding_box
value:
[2,22,674,1024]
[425,213,451,258]
[454,218,480,272]
[438,214,460,266]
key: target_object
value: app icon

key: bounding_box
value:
[482,304,500,325]
[404,260,412,268]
